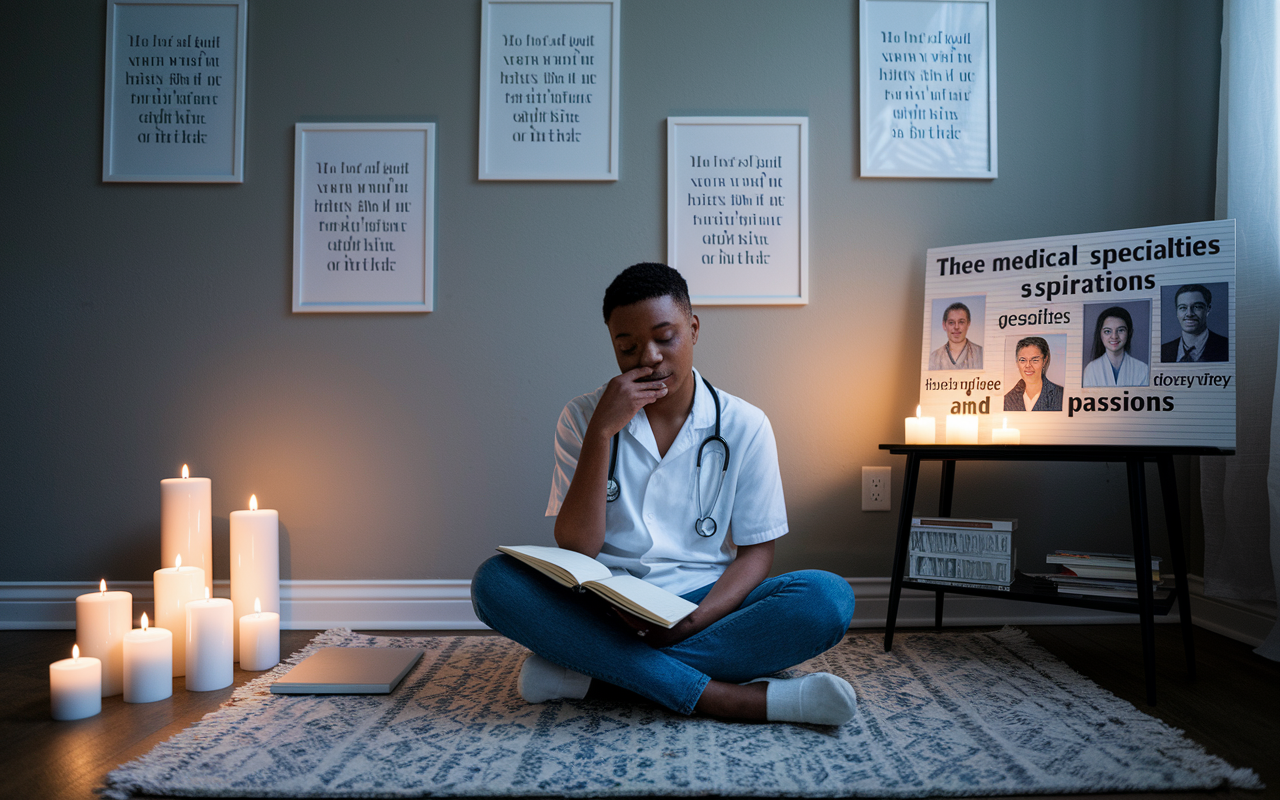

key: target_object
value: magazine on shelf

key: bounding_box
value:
[1047,551,1161,570]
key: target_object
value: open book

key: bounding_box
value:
[498,545,697,629]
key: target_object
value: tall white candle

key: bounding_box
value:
[904,406,936,444]
[153,555,205,677]
[945,414,979,444]
[186,589,233,692]
[75,580,131,696]
[123,613,173,703]
[50,645,101,720]
[239,598,281,672]
[161,464,213,595]
[229,495,279,661]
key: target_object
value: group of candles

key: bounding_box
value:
[49,466,282,720]
[903,407,1022,444]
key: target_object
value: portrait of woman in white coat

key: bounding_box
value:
[1082,306,1150,388]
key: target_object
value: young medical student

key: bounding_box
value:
[471,263,857,725]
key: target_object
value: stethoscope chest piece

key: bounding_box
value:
[605,478,620,503]
[694,516,717,538]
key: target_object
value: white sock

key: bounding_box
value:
[517,653,592,703]
[751,672,858,725]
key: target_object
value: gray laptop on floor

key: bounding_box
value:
[270,648,423,694]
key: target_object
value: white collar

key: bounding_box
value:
[625,367,714,462]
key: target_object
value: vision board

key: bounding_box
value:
[919,219,1236,447]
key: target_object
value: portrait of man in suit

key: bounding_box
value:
[1160,283,1229,363]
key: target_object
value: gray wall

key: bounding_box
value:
[1,0,1220,584]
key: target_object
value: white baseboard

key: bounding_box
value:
[1186,574,1277,647]
[0,576,1177,631]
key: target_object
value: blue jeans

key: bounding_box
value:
[470,554,855,715]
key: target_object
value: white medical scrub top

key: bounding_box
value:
[546,368,789,597]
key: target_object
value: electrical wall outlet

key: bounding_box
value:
[862,466,892,511]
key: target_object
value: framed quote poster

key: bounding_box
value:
[103,0,247,182]
[667,117,808,306]
[917,219,1235,446]
[859,0,997,179]
[293,123,436,313]
[479,0,620,180]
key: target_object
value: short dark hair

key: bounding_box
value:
[942,302,971,325]
[1091,306,1135,360]
[1174,283,1212,306]
[1015,336,1051,369]
[602,263,693,323]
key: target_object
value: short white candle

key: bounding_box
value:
[945,414,979,444]
[185,589,234,692]
[50,645,101,720]
[991,417,1021,444]
[904,406,936,444]
[161,464,213,596]
[75,580,132,696]
[153,555,205,677]
[123,613,173,704]
[239,598,281,672]
[230,495,279,662]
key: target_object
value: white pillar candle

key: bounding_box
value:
[991,417,1021,444]
[50,645,102,720]
[75,580,132,696]
[153,555,205,677]
[239,598,281,671]
[229,495,279,661]
[945,414,979,444]
[185,589,234,691]
[123,613,173,703]
[904,406,936,444]
[161,465,213,596]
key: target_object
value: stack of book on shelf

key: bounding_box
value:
[907,517,1016,590]
[1042,550,1167,599]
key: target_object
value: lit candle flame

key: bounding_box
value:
[204,587,210,601]
[175,554,182,570]
[916,405,922,419]
[249,494,258,512]
[1002,416,1008,429]
[141,613,149,631]
[99,579,106,595]
[182,464,189,479]
[254,597,261,615]
[73,644,80,661]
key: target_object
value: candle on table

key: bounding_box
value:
[75,579,131,696]
[230,494,279,662]
[153,554,205,677]
[239,597,280,672]
[945,414,979,444]
[50,645,102,720]
[186,588,233,691]
[123,613,173,703]
[991,416,1021,444]
[161,464,212,595]
[904,405,936,444]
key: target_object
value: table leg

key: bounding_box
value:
[1126,457,1158,705]
[885,452,921,652]
[934,591,944,629]
[939,460,956,516]
[1157,455,1196,679]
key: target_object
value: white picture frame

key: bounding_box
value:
[293,123,436,314]
[667,117,809,306]
[478,0,620,181]
[103,0,247,183]
[859,0,997,179]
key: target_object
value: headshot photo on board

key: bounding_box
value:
[1081,300,1152,388]
[1004,333,1067,412]
[928,295,986,370]
[1159,281,1229,363]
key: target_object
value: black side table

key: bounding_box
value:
[879,443,1233,705]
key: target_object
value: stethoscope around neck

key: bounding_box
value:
[605,376,731,538]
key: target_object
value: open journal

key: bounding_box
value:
[497,545,698,629]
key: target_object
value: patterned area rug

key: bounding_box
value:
[102,627,1261,798]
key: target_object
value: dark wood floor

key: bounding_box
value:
[1,624,1275,800]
